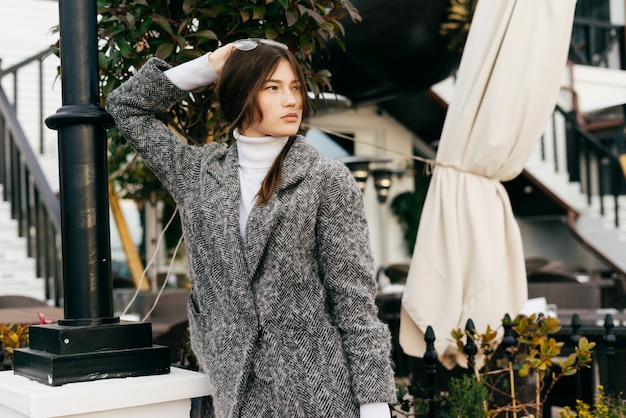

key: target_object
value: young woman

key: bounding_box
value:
[106,39,396,418]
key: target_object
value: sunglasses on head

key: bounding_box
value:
[232,38,289,51]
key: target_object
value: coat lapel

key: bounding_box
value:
[244,138,313,279]
[202,146,250,279]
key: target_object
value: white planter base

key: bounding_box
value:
[0,366,213,418]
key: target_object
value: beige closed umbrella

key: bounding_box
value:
[399,0,577,368]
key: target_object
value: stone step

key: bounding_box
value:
[0,220,19,240]
[0,204,30,260]
[0,242,29,261]
[0,277,47,301]
[525,163,588,211]
[0,257,37,276]
[0,179,47,303]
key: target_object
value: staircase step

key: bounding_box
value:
[0,201,15,222]
[0,198,10,213]
[0,220,29,251]
[0,257,37,273]
[0,242,29,261]
[0,252,45,299]
[0,271,40,283]
[0,189,46,300]
[0,217,18,236]
[525,164,588,211]
[0,278,46,301]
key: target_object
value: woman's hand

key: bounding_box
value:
[208,43,235,78]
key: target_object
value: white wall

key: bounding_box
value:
[0,1,59,66]
[610,0,625,25]
[518,217,609,272]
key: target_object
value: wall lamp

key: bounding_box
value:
[338,156,391,193]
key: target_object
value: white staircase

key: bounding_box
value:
[0,191,46,300]
[525,65,626,275]
[0,0,61,303]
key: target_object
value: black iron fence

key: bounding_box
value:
[388,311,626,417]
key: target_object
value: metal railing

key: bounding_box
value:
[568,15,626,224]
[546,105,626,229]
[0,47,57,155]
[0,49,63,306]
[571,17,626,70]
[566,16,626,226]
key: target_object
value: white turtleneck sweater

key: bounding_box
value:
[163,54,391,418]
[233,128,288,239]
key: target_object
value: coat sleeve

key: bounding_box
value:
[315,162,396,405]
[106,57,223,203]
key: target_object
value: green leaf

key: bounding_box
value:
[176,36,187,48]
[305,8,325,25]
[152,14,174,36]
[177,18,190,36]
[264,28,279,40]
[123,12,136,29]
[340,0,362,23]
[198,8,218,18]
[315,69,332,78]
[115,39,133,58]
[251,5,266,20]
[139,16,152,33]
[285,10,299,27]
[299,37,313,56]
[189,30,218,41]
[182,0,193,15]
[240,9,251,22]
[155,43,174,59]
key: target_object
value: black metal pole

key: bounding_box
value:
[46,0,116,325]
[12,0,169,386]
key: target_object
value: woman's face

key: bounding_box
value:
[241,59,303,138]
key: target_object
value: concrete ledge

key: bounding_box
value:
[0,366,213,418]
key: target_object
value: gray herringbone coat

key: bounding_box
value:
[106,58,396,418]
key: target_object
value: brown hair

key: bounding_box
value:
[216,44,307,205]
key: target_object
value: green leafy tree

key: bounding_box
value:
[97,0,361,202]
